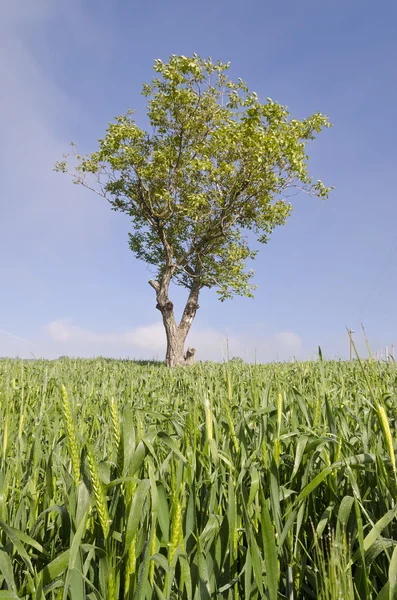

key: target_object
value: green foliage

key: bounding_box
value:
[0,357,397,598]
[230,356,244,364]
[56,54,332,300]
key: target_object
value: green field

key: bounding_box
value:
[1,357,397,599]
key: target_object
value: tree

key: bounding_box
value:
[56,55,332,367]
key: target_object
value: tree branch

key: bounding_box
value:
[178,278,201,334]
[148,279,160,292]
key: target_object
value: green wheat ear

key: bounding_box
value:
[60,384,80,487]
[87,445,110,539]
[109,396,121,463]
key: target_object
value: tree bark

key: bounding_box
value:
[149,276,200,367]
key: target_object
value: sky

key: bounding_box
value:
[1,0,396,362]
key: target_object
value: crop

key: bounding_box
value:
[0,355,396,599]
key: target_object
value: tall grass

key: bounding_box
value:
[0,356,396,598]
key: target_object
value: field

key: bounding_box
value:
[0,357,397,599]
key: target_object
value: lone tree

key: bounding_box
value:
[56,55,332,367]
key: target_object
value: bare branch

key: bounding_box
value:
[148,279,160,292]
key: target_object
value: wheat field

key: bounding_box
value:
[0,356,396,599]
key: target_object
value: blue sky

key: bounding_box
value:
[1,0,396,361]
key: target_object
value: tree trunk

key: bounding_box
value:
[149,277,200,367]
[164,318,195,367]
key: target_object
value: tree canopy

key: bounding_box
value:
[56,54,332,365]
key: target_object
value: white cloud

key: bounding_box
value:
[48,320,78,343]
[2,317,379,363]
[48,319,167,352]
[124,323,167,351]
[46,318,305,362]
[274,331,303,351]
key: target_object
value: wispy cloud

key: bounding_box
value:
[0,0,111,252]
[0,329,40,348]
[0,328,52,359]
